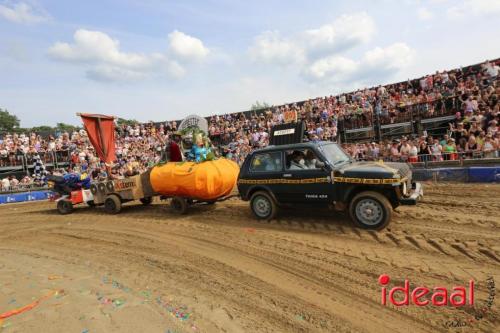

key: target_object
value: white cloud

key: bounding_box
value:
[303,12,375,57]
[248,12,375,66]
[248,12,412,86]
[447,0,500,19]
[303,42,415,84]
[304,56,358,80]
[168,30,209,62]
[248,30,305,65]
[0,1,50,24]
[417,7,434,20]
[48,29,186,82]
[362,43,415,70]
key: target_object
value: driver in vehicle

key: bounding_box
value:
[289,151,307,170]
[305,150,318,169]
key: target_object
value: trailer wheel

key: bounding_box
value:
[171,197,188,215]
[104,194,122,214]
[57,200,73,215]
[140,197,153,206]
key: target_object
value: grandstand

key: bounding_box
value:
[0,58,499,189]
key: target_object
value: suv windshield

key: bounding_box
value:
[319,143,351,166]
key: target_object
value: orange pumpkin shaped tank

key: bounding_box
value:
[150,158,239,200]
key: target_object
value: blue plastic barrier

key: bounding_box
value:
[468,167,500,183]
[413,166,500,183]
[0,190,52,204]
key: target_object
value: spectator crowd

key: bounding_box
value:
[1,59,499,191]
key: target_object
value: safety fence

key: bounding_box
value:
[412,166,500,183]
[0,189,52,204]
[358,151,500,164]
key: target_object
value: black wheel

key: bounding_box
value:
[87,200,96,207]
[140,197,153,206]
[250,191,277,220]
[104,195,122,214]
[170,197,188,214]
[57,200,73,215]
[349,191,392,230]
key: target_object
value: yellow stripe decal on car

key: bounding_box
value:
[238,177,330,185]
[333,177,407,184]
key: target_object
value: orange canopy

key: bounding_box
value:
[79,113,116,163]
[150,159,239,200]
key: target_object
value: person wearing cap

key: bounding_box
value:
[406,140,418,163]
[399,137,411,161]
[390,140,401,162]
[430,138,443,161]
[486,120,497,135]
[439,134,449,147]
[482,134,497,158]
[443,138,457,160]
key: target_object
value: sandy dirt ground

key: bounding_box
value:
[0,183,499,333]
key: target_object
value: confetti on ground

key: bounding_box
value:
[101,276,131,293]
[156,296,191,321]
[48,275,63,280]
[95,291,126,308]
[7,299,16,305]
[244,228,256,233]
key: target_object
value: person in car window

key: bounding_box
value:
[289,151,307,170]
[305,150,318,169]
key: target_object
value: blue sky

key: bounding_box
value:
[0,0,499,127]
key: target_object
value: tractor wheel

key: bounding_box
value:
[57,200,73,215]
[104,194,122,214]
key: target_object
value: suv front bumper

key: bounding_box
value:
[400,182,423,205]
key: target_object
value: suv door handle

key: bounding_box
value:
[283,173,292,178]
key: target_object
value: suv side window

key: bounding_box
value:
[250,152,282,172]
[285,149,320,170]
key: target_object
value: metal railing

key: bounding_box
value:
[0,150,72,171]
[356,150,500,164]
[0,183,49,193]
[341,96,459,131]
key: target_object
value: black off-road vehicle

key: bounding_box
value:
[237,141,423,230]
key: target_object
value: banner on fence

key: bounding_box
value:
[0,190,52,204]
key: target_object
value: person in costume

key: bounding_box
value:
[48,171,91,196]
[188,133,211,162]
[164,133,183,162]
